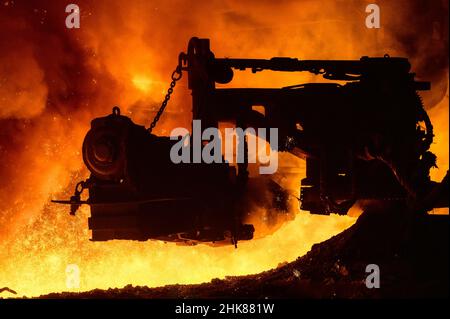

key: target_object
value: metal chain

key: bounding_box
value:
[147,60,184,134]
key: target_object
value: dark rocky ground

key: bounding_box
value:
[41,203,449,299]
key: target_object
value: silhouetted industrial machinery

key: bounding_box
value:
[53,37,448,245]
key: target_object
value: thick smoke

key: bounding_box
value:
[0,0,119,239]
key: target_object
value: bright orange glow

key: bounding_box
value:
[428,84,449,215]
[132,75,153,93]
[0,0,447,297]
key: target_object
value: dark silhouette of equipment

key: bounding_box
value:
[53,37,448,245]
